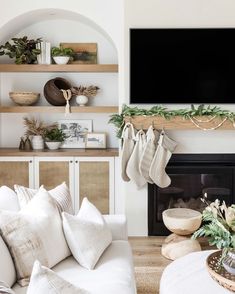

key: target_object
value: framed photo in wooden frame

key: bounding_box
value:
[59,119,92,148]
[60,43,97,64]
[85,132,106,149]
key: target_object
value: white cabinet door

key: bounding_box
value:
[34,157,75,208]
[0,157,34,189]
[74,157,115,214]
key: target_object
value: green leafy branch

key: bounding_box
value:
[109,104,235,138]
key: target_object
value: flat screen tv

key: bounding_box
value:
[130,28,235,104]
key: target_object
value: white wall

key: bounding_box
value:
[123,0,235,235]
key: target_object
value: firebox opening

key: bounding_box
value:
[148,154,235,236]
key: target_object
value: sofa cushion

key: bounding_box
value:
[0,186,19,211]
[0,188,70,286]
[12,240,136,294]
[27,260,89,294]
[62,197,112,269]
[14,182,73,214]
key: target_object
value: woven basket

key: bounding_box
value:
[9,92,40,106]
[206,250,235,292]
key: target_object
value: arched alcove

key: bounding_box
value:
[0,8,119,149]
[0,8,118,53]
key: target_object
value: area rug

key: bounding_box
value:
[135,266,160,294]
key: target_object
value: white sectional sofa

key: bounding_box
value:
[0,187,136,294]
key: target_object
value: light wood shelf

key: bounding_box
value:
[125,116,235,130]
[0,106,118,113]
[0,64,118,73]
[0,148,119,157]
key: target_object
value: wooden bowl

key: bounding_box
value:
[162,208,202,235]
[9,92,40,106]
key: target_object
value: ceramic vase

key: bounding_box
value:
[31,135,44,150]
[76,95,89,106]
[223,250,235,275]
[45,141,61,150]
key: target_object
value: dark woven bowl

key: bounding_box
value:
[44,77,72,106]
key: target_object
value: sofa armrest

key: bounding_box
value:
[103,215,128,241]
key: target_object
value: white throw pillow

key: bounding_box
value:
[27,260,89,294]
[0,281,15,294]
[0,186,18,288]
[62,197,112,270]
[14,182,73,214]
[0,186,19,211]
[0,237,16,288]
[0,188,70,286]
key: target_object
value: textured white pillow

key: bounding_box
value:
[27,260,89,294]
[0,186,19,211]
[14,182,73,214]
[62,197,112,270]
[0,188,70,286]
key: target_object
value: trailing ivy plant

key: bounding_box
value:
[109,104,235,138]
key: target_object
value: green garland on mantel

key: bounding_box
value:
[109,104,235,138]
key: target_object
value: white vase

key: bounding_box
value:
[45,141,61,150]
[76,95,89,106]
[31,135,44,150]
[53,56,70,65]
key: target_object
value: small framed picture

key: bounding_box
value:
[85,132,107,149]
[60,43,97,64]
[59,119,92,148]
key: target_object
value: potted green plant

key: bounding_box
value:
[0,36,41,64]
[45,127,66,150]
[51,46,74,65]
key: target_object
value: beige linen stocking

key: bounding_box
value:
[149,132,177,188]
[139,126,160,183]
[126,129,147,188]
[121,122,136,181]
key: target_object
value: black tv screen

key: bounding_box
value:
[130,28,235,104]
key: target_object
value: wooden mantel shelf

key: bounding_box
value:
[0,148,119,157]
[0,106,118,113]
[125,115,235,130]
[0,64,118,73]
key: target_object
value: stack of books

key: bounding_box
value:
[36,41,51,64]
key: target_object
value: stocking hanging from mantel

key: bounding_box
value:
[126,129,147,189]
[121,122,136,182]
[149,131,178,188]
[139,125,160,184]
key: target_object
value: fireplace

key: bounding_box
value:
[148,154,235,236]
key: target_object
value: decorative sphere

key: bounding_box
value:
[76,95,88,106]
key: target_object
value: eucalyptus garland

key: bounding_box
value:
[109,104,235,138]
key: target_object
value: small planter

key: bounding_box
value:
[45,141,62,150]
[76,95,89,106]
[53,56,70,65]
[31,135,44,150]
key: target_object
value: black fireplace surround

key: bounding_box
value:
[148,154,235,236]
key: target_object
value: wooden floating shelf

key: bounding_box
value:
[0,64,118,73]
[0,148,119,157]
[125,116,235,130]
[0,106,118,113]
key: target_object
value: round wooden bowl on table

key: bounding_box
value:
[162,208,202,235]
[9,92,40,106]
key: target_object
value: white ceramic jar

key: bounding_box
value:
[76,95,89,106]
[31,135,44,150]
